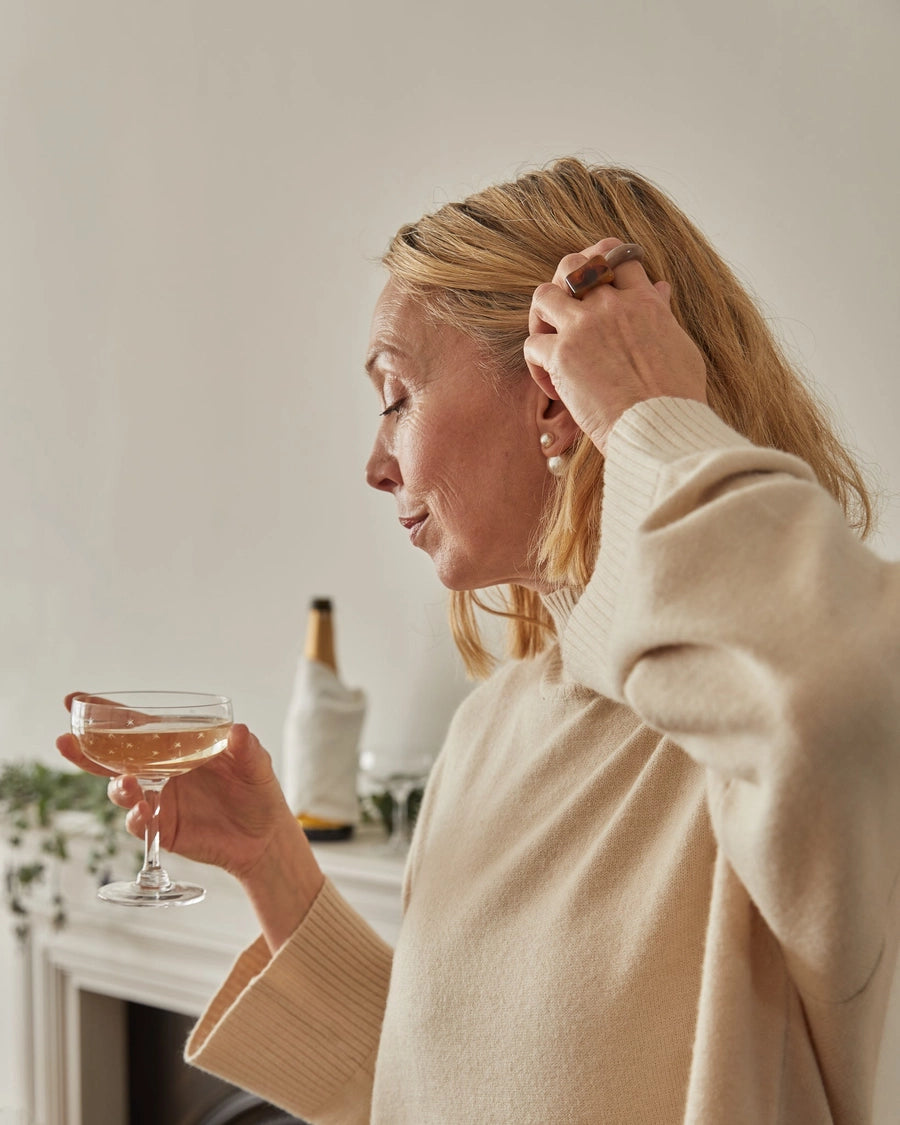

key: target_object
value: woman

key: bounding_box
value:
[59,159,899,1124]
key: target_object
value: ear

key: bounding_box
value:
[535,394,581,459]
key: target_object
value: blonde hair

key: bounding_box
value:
[382,158,875,677]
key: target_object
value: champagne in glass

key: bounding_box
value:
[71,691,233,907]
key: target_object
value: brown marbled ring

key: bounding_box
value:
[564,243,646,299]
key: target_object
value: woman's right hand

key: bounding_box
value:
[58,699,325,951]
[525,238,707,454]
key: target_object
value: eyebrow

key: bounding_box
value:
[364,344,403,378]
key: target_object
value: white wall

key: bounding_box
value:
[2,0,898,1117]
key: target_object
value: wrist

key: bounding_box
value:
[238,814,325,954]
[590,399,636,454]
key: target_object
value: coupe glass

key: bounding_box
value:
[70,691,232,907]
[360,748,433,853]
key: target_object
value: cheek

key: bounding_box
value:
[402,397,539,521]
[397,421,430,481]
[402,417,465,487]
[429,475,467,516]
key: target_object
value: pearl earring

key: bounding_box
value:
[541,432,568,476]
[548,454,568,477]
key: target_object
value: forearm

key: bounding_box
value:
[238,815,325,954]
[566,397,900,998]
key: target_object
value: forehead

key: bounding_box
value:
[365,279,449,378]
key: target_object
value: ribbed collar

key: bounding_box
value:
[541,586,583,639]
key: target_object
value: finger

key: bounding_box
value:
[523,337,557,399]
[606,248,649,290]
[526,280,588,394]
[523,323,572,402]
[527,303,557,341]
[125,800,151,840]
[581,237,623,257]
[579,245,648,294]
[560,240,651,296]
[56,733,115,777]
[550,238,623,289]
[65,692,156,727]
[107,774,142,810]
[530,280,580,333]
[64,691,120,710]
[551,250,597,291]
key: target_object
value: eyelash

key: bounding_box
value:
[380,398,406,417]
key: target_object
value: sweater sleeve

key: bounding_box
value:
[184,878,393,1125]
[562,397,900,1005]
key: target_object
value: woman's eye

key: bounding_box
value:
[380,398,406,417]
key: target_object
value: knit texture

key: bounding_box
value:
[186,878,391,1124]
[188,398,900,1123]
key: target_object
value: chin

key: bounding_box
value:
[433,571,480,593]
[431,564,490,593]
[426,541,541,592]
[431,561,536,594]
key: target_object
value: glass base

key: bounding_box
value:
[97,880,207,907]
[367,834,410,856]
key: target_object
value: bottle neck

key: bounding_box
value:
[304,610,337,672]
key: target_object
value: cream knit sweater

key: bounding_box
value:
[187,399,900,1124]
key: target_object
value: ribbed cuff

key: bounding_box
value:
[186,878,392,1121]
[562,399,750,695]
[610,397,750,467]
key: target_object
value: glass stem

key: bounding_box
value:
[390,785,411,850]
[136,779,172,891]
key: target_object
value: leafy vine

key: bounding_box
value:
[0,762,131,940]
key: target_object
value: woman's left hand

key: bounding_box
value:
[524,238,708,452]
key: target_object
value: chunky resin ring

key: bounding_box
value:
[564,243,646,299]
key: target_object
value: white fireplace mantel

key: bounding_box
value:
[22,831,404,1125]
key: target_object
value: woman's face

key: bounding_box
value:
[365,280,554,593]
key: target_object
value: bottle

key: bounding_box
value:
[284,597,365,842]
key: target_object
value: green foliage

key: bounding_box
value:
[0,761,127,941]
[0,763,425,941]
[359,787,423,835]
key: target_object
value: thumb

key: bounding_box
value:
[224,723,272,781]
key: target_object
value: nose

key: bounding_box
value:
[365,435,401,493]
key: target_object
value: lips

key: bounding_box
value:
[398,513,428,542]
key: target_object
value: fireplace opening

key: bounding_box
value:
[111,996,308,1124]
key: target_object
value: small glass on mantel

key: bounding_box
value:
[359,748,433,853]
